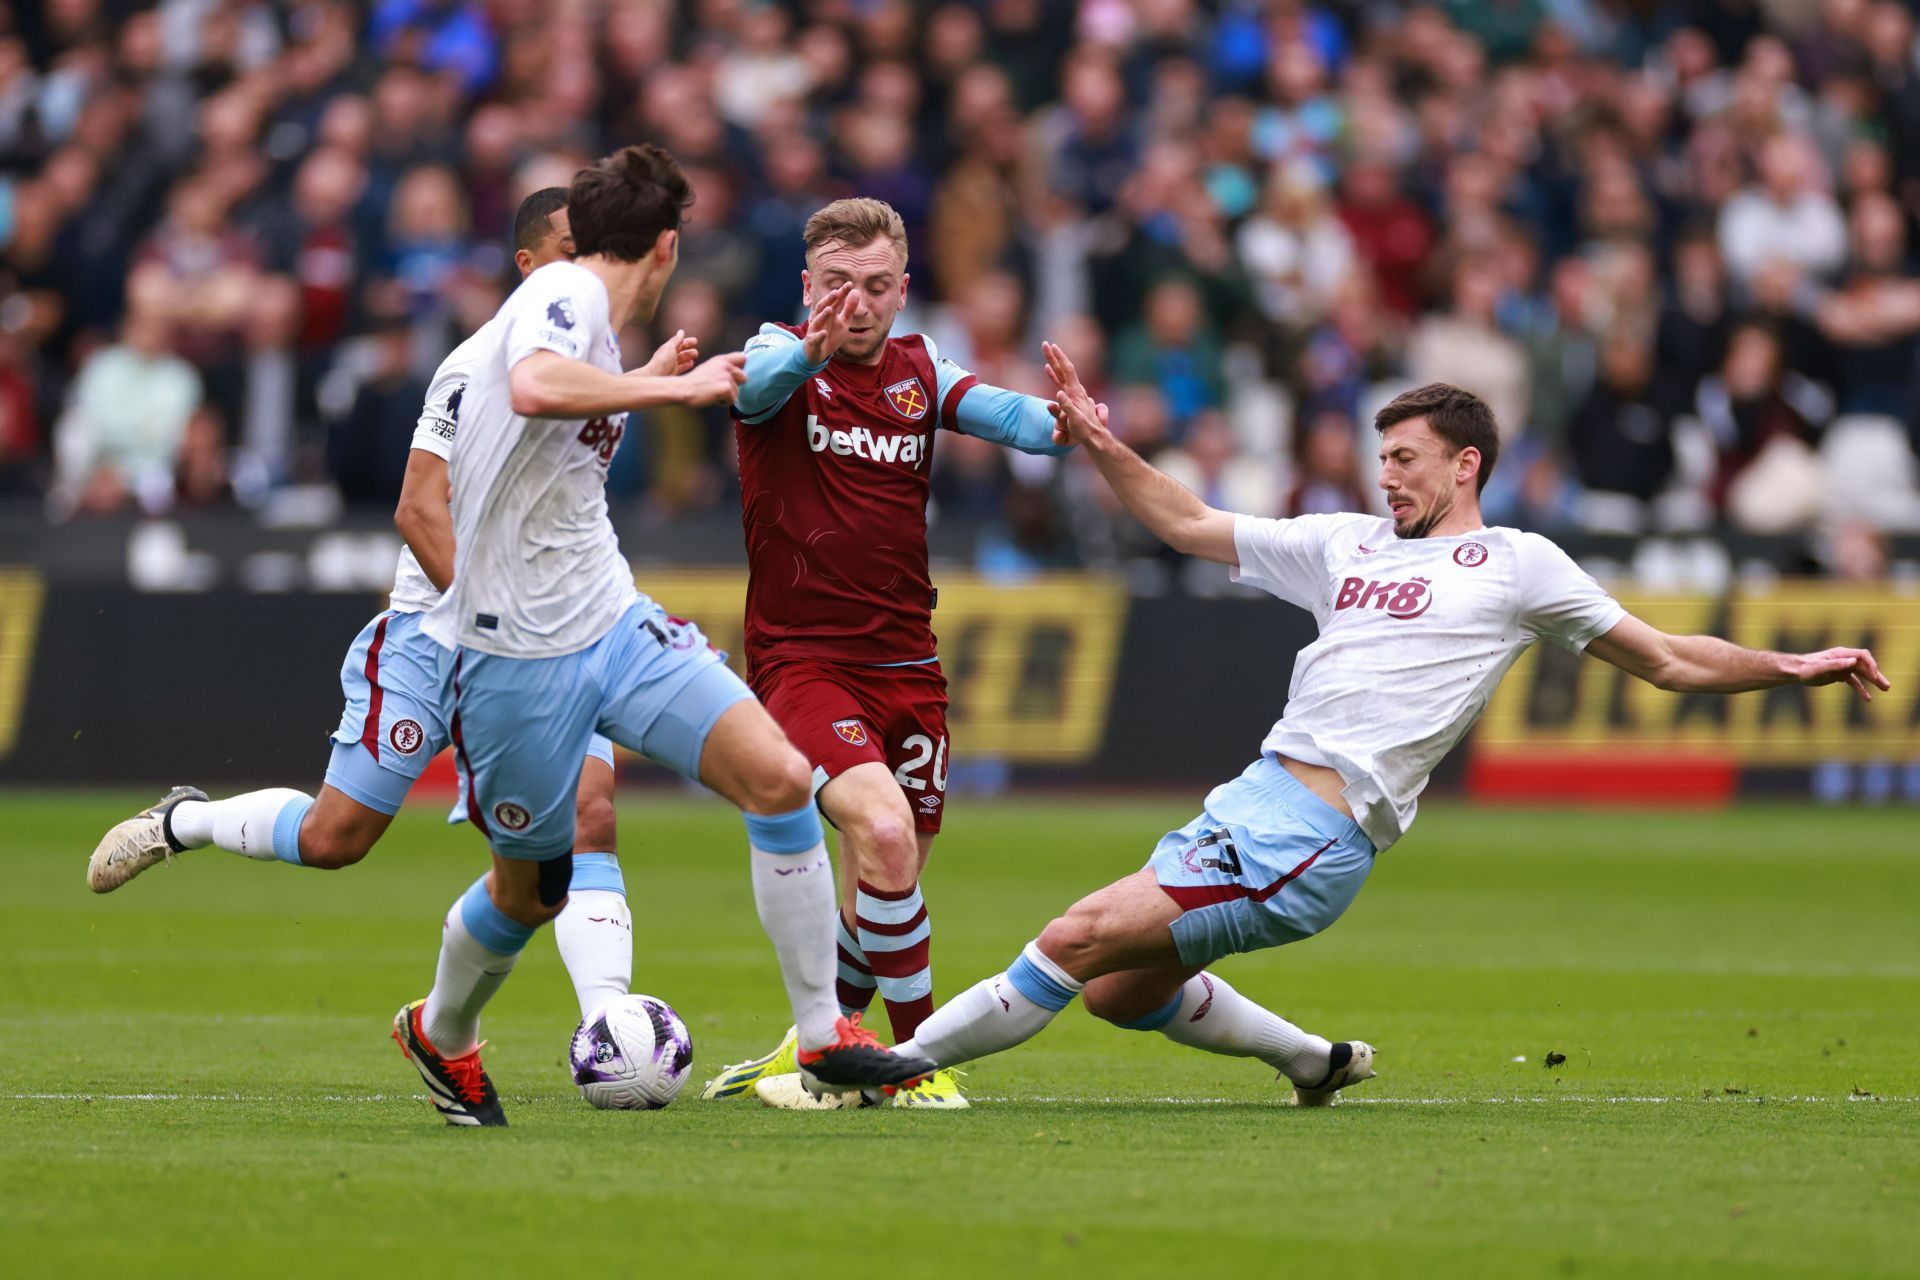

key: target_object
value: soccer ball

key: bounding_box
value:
[569,994,694,1110]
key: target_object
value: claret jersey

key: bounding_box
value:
[732,323,980,672]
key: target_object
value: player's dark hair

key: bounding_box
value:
[1373,383,1500,494]
[566,145,692,263]
[512,187,569,253]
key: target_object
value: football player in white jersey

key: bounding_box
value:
[87,190,640,1025]
[392,145,935,1125]
[884,350,1888,1106]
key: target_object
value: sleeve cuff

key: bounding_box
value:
[1567,602,1630,653]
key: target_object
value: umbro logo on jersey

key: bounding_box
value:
[885,377,928,420]
[547,299,576,330]
[815,378,833,399]
[1356,544,1377,555]
[1335,576,1435,620]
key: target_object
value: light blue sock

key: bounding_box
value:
[1115,992,1182,1031]
[457,876,537,955]
[271,794,316,866]
[569,851,626,896]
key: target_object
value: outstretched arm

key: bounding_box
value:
[1587,613,1889,701]
[949,380,1074,457]
[1043,341,1237,564]
[509,346,741,419]
[736,285,860,422]
[394,449,454,592]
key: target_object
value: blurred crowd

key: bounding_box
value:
[5,0,1920,579]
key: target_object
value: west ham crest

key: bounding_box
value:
[832,718,869,746]
[885,378,928,420]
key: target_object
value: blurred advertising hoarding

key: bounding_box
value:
[1470,585,1920,802]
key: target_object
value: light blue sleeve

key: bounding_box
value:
[924,335,1072,456]
[736,324,826,424]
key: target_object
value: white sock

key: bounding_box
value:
[748,841,840,1050]
[553,889,631,1018]
[896,941,1081,1068]
[1156,972,1331,1085]
[167,789,312,862]
[421,880,530,1056]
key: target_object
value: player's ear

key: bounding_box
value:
[513,248,532,276]
[657,228,679,265]
[899,271,910,303]
[801,269,813,308]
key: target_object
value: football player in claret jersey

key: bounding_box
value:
[394,147,932,1126]
[700,198,1072,1111]
[86,189,637,1029]
[882,354,1888,1104]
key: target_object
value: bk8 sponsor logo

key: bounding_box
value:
[578,415,626,464]
[1335,576,1434,620]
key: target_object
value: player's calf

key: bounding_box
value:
[572,767,618,855]
[1093,968,1359,1097]
[292,788,395,869]
[840,793,937,1039]
[487,853,574,928]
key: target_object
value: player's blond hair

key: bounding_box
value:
[803,198,909,267]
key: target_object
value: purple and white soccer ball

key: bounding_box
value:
[569,994,694,1110]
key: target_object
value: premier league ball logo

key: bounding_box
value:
[546,298,576,330]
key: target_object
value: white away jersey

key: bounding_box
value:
[387,320,495,615]
[421,261,638,657]
[1234,513,1626,851]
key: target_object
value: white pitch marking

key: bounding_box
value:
[7,1092,1915,1105]
[968,1094,1919,1106]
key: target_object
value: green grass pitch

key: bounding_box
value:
[2,790,1916,1277]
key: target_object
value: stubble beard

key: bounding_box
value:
[1396,490,1452,540]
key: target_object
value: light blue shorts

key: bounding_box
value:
[327,608,613,817]
[441,599,752,859]
[1146,756,1377,967]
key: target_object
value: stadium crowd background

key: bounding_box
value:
[5,0,1920,582]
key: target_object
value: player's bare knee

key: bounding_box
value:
[740,748,813,815]
[1036,913,1100,978]
[573,792,618,853]
[848,803,916,888]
